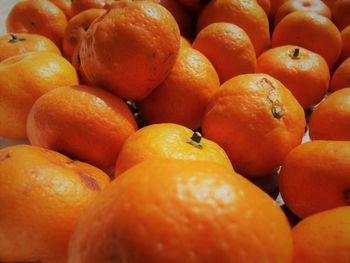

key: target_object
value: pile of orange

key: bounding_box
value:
[0,0,350,262]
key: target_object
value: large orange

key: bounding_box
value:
[0,32,61,62]
[115,123,233,176]
[69,159,293,263]
[196,0,270,56]
[62,8,106,60]
[137,47,220,130]
[339,25,350,62]
[256,45,330,109]
[202,73,306,177]
[272,11,342,67]
[309,88,350,140]
[0,144,110,263]
[331,0,350,31]
[27,85,137,171]
[279,140,350,218]
[0,51,78,139]
[79,0,181,100]
[330,57,350,92]
[292,206,350,263]
[192,22,256,83]
[6,0,68,48]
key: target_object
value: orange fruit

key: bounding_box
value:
[196,0,270,56]
[6,0,68,48]
[71,40,91,85]
[0,32,61,62]
[279,140,350,218]
[63,8,106,60]
[269,0,289,21]
[331,0,350,31]
[339,25,350,62]
[309,88,350,140]
[257,0,271,14]
[274,0,331,26]
[272,11,342,67]
[292,206,350,263]
[180,36,192,48]
[69,159,293,263]
[0,51,78,139]
[256,45,330,109]
[0,144,110,263]
[79,0,181,100]
[115,123,233,176]
[50,0,72,18]
[330,57,350,92]
[192,22,256,83]
[202,73,306,177]
[137,47,219,130]
[27,85,137,171]
[70,0,113,17]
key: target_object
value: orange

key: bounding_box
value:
[269,0,289,20]
[71,0,113,17]
[6,0,68,48]
[115,123,233,176]
[50,0,72,18]
[0,144,110,263]
[279,140,350,218]
[0,51,78,139]
[196,0,270,56]
[309,88,350,140]
[27,85,137,171]
[272,11,342,67]
[192,22,256,83]
[274,0,331,26]
[137,47,219,130]
[79,0,181,100]
[339,25,350,62]
[63,8,106,60]
[71,41,91,85]
[292,206,350,263]
[331,0,350,31]
[256,45,330,109]
[0,32,61,62]
[180,36,192,48]
[257,0,271,14]
[69,159,293,263]
[330,57,350,92]
[202,73,306,177]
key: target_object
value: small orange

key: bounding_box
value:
[50,0,72,18]
[279,140,350,218]
[63,8,106,60]
[256,45,330,109]
[330,57,350,92]
[257,0,271,14]
[192,22,256,83]
[339,25,350,62]
[69,159,293,263]
[202,73,306,177]
[0,51,78,139]
[6,0,68,48]
[137,47,220,130]
[0,144,110,263]
[272,11,342,67]
[331,0,350,31]
[70,0,113,17]
[274,0,331,26]
[309,88,350,140]
[27,85,137,171]
[292,206,350,263]
[0,32,61,62]
[196,0,270,56]
[115,123,233,176]
[79,0,181,100]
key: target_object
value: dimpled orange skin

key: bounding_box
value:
[0,33,61,62]
[256,45,330,109]
[69,159,293,263]
[192,22,256,83]
[292,206,350,263]
[0,51,78,139]
[79,0,181,100]
[0,144,110,263]
[202,73,306,177]
[115,123,233,176]
[6,0,68,48]
[272,11,342,67]
[27,85,137,171]
[279,141,350,219]
[137,47,220,130]
[63,9,106,61]
[309,88,350,141]
[196,0,270,56]
[330,57,350,92]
